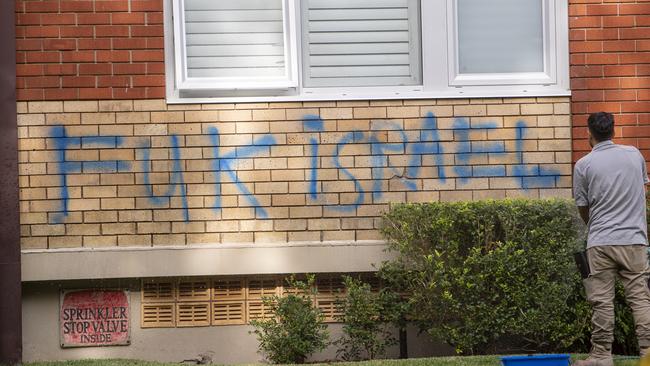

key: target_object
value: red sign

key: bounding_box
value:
[60,290,130,348]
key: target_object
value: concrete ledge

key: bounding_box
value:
[21,241,393,282]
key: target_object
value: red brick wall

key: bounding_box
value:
[569,1,650,162]
[15,0,164,101]
[15,0,650,160]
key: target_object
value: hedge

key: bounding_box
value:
[379,199,618,355]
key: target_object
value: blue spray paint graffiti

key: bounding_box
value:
[369,120,417,197]
[408,112,446,183]
[304,115,324,200]
[452,118,507,183]
[141,135,189,222]
[48,113,561,223]
[50,126,131,223]
[207,126,277,218]
[332,131,366,212]
[513,120,559,189]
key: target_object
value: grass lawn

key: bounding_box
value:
[24,355,642,366]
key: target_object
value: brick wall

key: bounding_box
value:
[15,0,164,101]
[14,1,575,250]
[569,1,650,161]
[17,98,572,249]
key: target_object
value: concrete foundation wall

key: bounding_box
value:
[21,241,392,281]
[22,281,451,363]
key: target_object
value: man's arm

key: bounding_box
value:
[578,206,589,225]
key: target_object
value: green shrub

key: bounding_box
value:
[335,276,397,361]
[380,199,591,355]
[250,275,329,364]
[613,283,638,355]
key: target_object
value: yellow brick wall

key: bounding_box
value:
[17,97,572,249]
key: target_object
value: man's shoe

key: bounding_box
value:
[573,357,614,366]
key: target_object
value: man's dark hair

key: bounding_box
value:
[587,112,614,142]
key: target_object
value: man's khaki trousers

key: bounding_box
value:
[584,244,650,358]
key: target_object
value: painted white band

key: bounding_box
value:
[21,241,393,282]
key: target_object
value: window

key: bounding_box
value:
[300,0,421,88]
[165,0,569,102]
[172,0,299,93]
[448,0,559,86]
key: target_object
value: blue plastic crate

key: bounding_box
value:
[501,354,571,366]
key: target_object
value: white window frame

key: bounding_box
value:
[171,0,299,91]
[446,0,557,87]
[164,0,570,103]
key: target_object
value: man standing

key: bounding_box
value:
[573,112,650,366]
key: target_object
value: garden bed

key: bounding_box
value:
[24,355,641,366]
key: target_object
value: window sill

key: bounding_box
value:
[166,85,571,105]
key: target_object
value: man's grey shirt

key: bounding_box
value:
[573,140,649,248]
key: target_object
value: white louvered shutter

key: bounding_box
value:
[301,0,422,88]
[175,0,297,90]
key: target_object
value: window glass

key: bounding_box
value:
[457,0,544,74]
